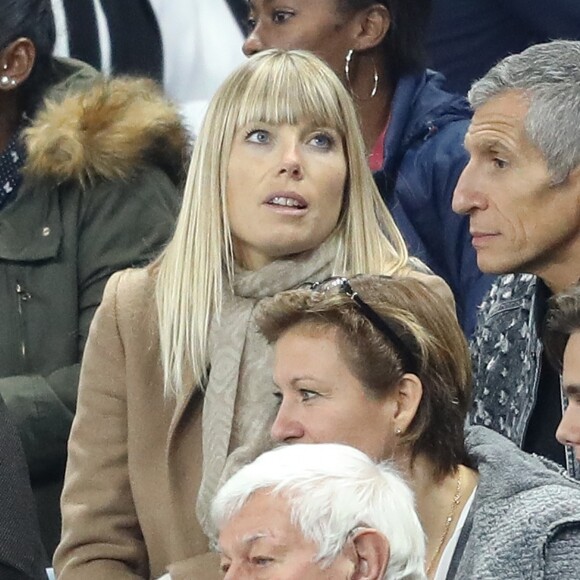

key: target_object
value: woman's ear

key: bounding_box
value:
[393,373,423,433]
[350,528,390,579]
[351,4,391,52]
[1,38,36,89]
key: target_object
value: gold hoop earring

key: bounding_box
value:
[344,49,379,100]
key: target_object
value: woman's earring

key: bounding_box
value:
[0,75,16,88]
[344,48,379,100]
[395,427,402,436]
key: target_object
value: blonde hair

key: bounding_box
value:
[156,49,410,397]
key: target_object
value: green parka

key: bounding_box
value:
[0,58,186,555]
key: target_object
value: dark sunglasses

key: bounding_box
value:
[304,276,418,374]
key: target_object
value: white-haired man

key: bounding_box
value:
[211,443,426,580]
[452,40,580,478]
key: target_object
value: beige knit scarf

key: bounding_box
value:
[196,240,336,536]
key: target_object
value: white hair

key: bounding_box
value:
[468,40,580,185]
[212,443,426,580]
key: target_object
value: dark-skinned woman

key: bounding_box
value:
[0,0,185,557]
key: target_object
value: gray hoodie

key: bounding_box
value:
[449,426,580,579]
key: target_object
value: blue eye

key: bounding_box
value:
[246,129,270,144]
[309,132,334,149]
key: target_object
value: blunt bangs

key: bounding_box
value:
[234,51,348,134]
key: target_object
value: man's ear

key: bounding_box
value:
[0,38,36,88]
[350,528,390,579]
[351,4,391,52]
[393,374,423,434]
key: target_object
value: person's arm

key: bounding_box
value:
[0,166,180,480]
[54,271,149,579]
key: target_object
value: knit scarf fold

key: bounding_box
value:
[196,239,336,535]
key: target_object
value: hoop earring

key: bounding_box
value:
[344,49,379,100]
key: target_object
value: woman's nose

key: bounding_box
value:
[242,29,264,56]
[278,142,304,179]
[271,403,304,442]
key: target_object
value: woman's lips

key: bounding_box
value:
[264,191,308,213]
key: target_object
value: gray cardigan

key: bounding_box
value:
[449,426,580,579]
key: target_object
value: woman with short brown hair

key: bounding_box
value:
[258,275,580,579]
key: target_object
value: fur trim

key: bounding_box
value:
[24,77,189,186]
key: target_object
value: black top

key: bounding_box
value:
[0,398,46,578]
[523,352,566,468]
[61,0,163,81]
[522,285,566,468]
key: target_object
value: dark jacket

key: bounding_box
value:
[0,398,46,579]
[374,70,495,336]
[0,57,186,555]
[469,274,580,479]
[428,0,580,94]
[449,426,580,579]
[55,0,163,80]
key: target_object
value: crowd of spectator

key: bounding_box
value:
[1,1,580,579]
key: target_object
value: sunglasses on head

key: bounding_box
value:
[303,276,418,374]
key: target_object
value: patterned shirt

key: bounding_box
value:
[0,131,26,211]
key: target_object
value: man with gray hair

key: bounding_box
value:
[452,40,580,478]
[211,443,426,580]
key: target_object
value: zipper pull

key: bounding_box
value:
[16,283,32,302]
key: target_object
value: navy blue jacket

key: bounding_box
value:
[374,70,494,335]
[428,0,580,94]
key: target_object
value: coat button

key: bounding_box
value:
[42,226,51,237]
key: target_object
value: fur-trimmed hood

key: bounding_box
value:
[23,58,189,187]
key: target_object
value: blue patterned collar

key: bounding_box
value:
[0,129,26,211]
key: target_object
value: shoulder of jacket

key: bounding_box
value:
[24,71,189,188]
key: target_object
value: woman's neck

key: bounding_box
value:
[0,96,21,151]
[347,53,394,151]
[355,84,392,152]
[403,455,479,578]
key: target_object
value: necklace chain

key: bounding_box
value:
[426,468,463,577]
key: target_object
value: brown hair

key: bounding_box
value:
[545,282,580,372]
[257,275,471,478]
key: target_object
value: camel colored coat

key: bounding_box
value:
[54,268,222,580]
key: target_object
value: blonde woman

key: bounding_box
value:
[55,49,431,579]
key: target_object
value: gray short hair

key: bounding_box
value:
[468,40,580,184]
[212,443,426,580]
